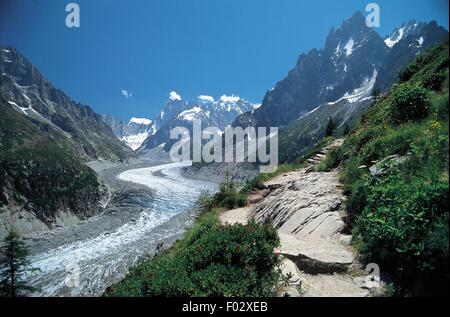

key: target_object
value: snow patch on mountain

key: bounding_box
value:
[334,43,341,56]
[220,95,240,103]
[384,21,426,49]
[22,93,31,102]
[417,36,424,46]
[177,106,203,121]
[252,103,262,110]
[130,117,152,125]
[328,69,377,105]
[385,26,405,48]
[8,100,28,115]
[299,105,322,119]
[121,133,151,151]
[344,38,355,56]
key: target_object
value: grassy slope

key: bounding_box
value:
[0,98,102,221]
[317,41,449,295]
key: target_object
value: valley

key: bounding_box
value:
[0,5,448,299]
[22,160,217,296]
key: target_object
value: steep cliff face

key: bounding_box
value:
[232,13,448,164]
[233,12,448,134]
[0,98,107,237]
[243,11,388,129]
[375,20,449,91]
[0,47,137,236]
[0,47,135,162]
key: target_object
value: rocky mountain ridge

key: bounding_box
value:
[102,115,155,150]
[0,47,135,161]
[233,12,448,164]
[234,12,448,131]
[138,93,260,154]
[0,47,136,237]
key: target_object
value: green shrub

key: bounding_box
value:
[358,125,421,165]
[195,192,215,217]
[214,180,247,209]
[107,214,281,297]
[325,117,337,136]
[432,92,449,121]
[355,174,448,291]
[423,71,446,91]
[388,83,431,124]
[345,177,369,221]
[315,146,344,171]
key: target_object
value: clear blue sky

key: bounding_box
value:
[0,0,448,121]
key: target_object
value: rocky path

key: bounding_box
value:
[220,139,379,297]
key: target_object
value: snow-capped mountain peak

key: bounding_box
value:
[220,94,241,103]
[233,12,447,131]
[129,117,152,125]
[121,133,152,151]
[198,95,215,103]
[138,93,259,153]
[177,106,204,121]
[170,94,256,125]
[103,115,156,150]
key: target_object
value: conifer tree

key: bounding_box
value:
[0,231,36,297]
[325,117,337,137]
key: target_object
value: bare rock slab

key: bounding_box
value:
[220,207,251,225]
[277,232,355,274]
[299,273,370,297]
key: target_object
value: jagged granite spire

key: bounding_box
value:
[233,12,448,129]
[238,11,387,128]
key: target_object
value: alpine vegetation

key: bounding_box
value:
[0,1,448,301]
